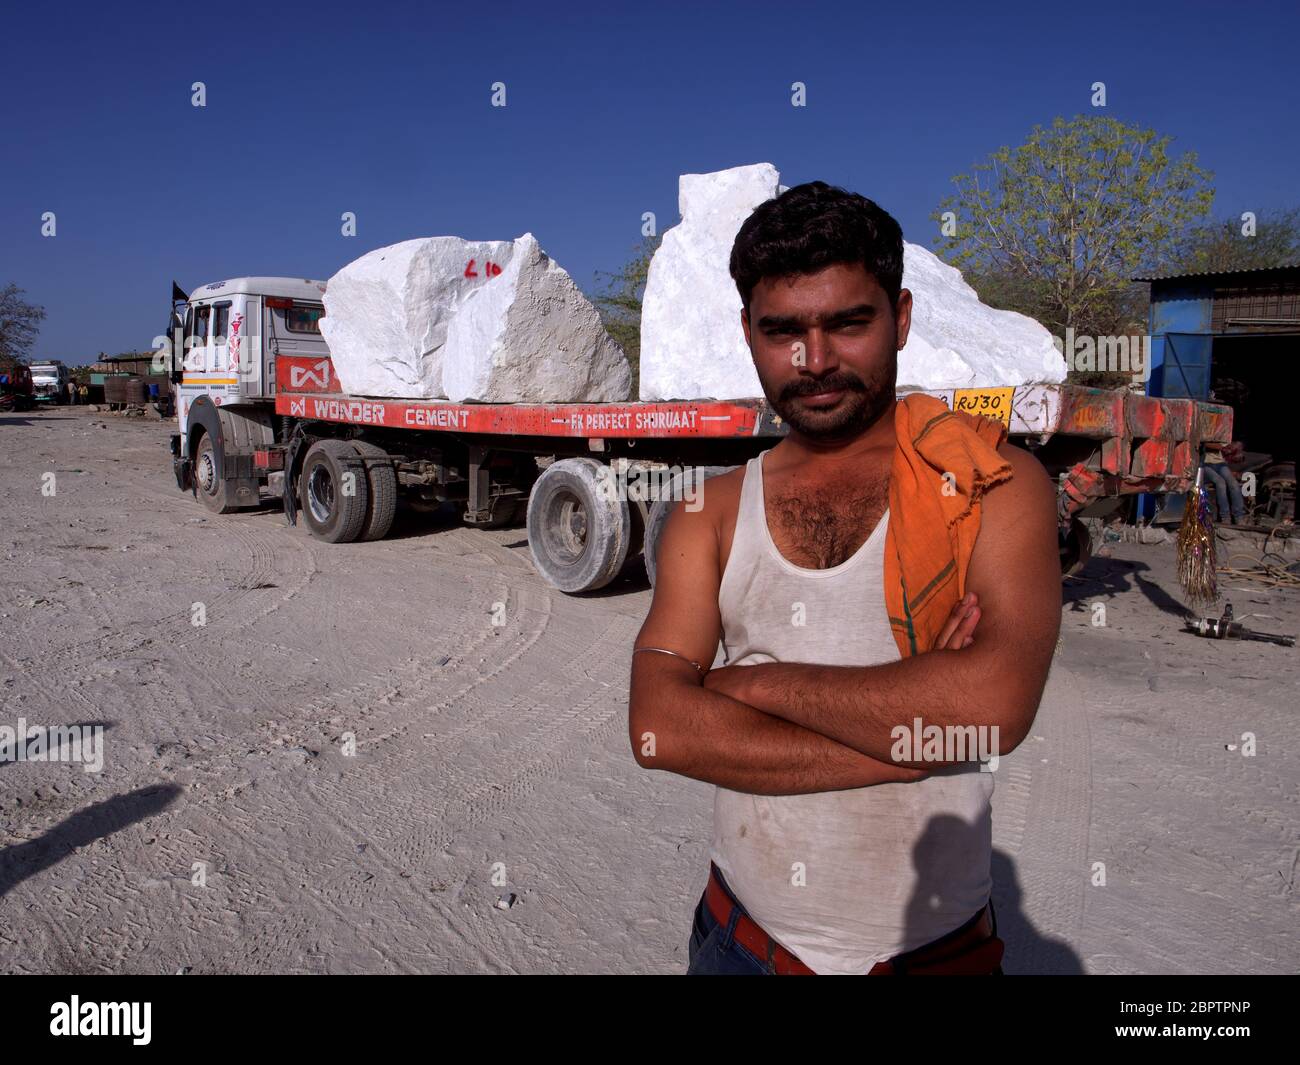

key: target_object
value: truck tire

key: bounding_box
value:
[645,465,736,588]
[626,497,649,567]
[350,440,398,541]
[299,439,370,544]
[526,457,630,593]
[193,430,237,514]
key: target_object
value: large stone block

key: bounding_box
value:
[322,233,630,402]
[638,163,1067,399]
[442,234,631,403]
[898,242,1066,390]
[322,236,517,398]
[638,163,780,401]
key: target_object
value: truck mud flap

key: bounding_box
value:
[282,429,309,527]
[170,434,193,491]
[174,456,193,492]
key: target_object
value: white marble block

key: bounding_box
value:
[322,236,516,398]
[638,163,1066,399]
[442,234,632,403]
[638,163,780,400]
[898,242,1066,390]
[322,233,630,402]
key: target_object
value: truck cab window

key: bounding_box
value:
[187,305,212,371]
[213,303,230,346]
[191,304,211,343]
[285,305,324,333]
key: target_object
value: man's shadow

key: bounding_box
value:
[905,810,1084,974]
[0,784,181,898]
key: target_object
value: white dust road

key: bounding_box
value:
[0,407,1295,973]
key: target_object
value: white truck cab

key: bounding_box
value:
[30,360,70,402]
[168,277,327,511]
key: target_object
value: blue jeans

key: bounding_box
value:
[1202,463,1245,523]
[686,881,771,974]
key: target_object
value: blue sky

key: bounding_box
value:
[2,0,1296,361]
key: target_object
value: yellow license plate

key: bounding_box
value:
[952,387,1013,427]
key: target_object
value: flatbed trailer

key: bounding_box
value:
[168,353,1232,593]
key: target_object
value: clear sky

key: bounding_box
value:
[2,0,1296,361]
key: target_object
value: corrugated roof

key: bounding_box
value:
[1133,263,1300,283]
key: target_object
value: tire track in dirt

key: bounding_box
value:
[201,588,631,973]
[181,578,558,966]
[298,611,640,966]
[995,659,1093,973]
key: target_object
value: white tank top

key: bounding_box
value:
[710,451,994,974]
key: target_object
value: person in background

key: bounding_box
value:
[1201,441,1246,525]
[67,379,78,405]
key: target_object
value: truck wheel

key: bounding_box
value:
[351,440,398,541]
[193,430,237,514]
[645,466,735,588]
[299,439,370,544]
[616,497,650,580]
[526,458,629,593]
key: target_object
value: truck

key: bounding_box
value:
[30,360,70,403]
[164,278,1234,594]
[0,360,35,412]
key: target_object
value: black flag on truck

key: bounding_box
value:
[172,281,189,304]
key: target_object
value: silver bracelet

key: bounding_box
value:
[634,646,705,673]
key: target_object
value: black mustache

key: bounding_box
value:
[780,372,868,400]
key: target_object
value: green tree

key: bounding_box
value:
[591,234,660,390]
[1172,207,1300,274]
[0,283,47,363]
[934,116,1214,347]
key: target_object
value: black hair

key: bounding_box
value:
[728,181,904,311]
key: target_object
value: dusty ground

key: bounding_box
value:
[1,406,1296,974]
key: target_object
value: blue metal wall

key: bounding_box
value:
[1140,279,1216,519]
[1147,279,1215,400]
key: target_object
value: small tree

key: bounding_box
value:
[0,283,47,363]
[591,234,660,390]
[1173,207,1300,274]
[934,116,1214,345]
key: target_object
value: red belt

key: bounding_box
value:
[705,863,1004,975]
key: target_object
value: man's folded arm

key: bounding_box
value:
[627,492,927,795]
[707,443,1062,765]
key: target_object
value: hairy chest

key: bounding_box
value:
[765,478,890,569]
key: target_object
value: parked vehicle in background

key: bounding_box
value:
[30,360,70,403]
[0,361,36,411]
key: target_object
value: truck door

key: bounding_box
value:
[187,302,212,375]
[241,297,262,395]
[212,301,231,378]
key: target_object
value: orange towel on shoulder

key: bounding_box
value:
[883,393,1013,659]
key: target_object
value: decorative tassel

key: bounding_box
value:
[1176,466,1218,609]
